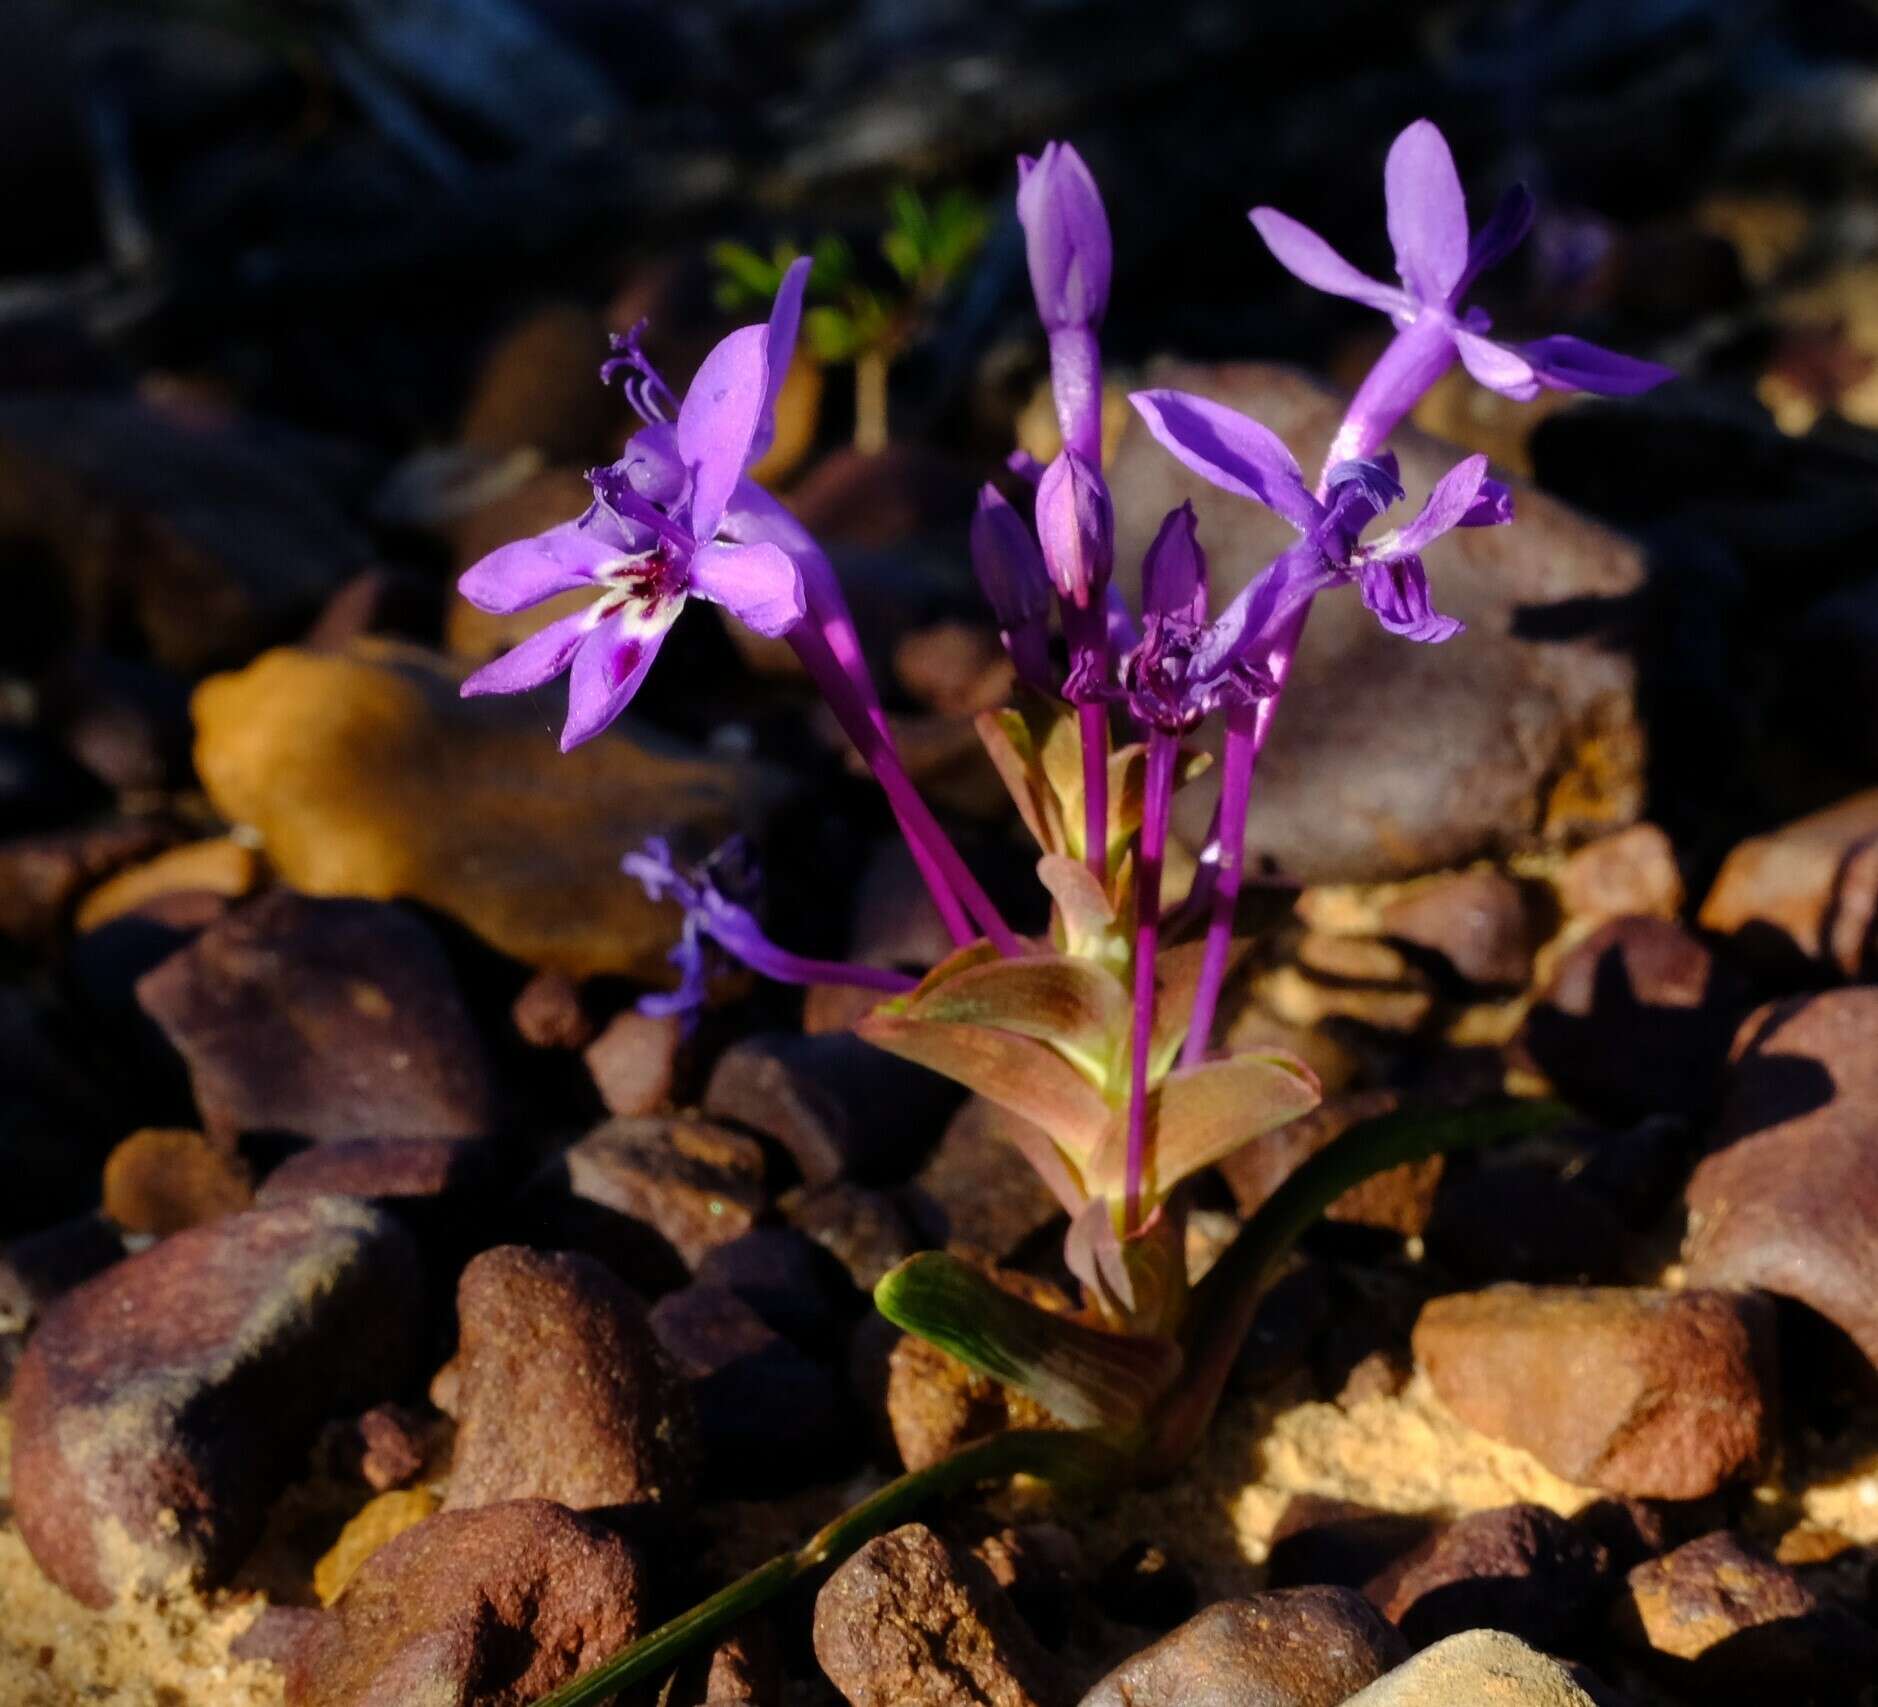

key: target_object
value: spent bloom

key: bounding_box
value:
[1251,119,1674,463]
[458,261,815,750]
[625,836,914,1027]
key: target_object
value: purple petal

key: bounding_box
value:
[1105,582,1140,658]
[687,540,805,638]
[1140,501,1207,625]
[1384,118,1469,306]
[457,521,615,614]
[560,620,670,751]
[1457,183,1536,297]
[615,420,686,508]
[1034,448,1115,607]
[460,608,590,697]
[1016,141,1112,332]
[1393,454,1492,553]
[1247,208,1408,315]
[1459,476,1514,528]
[1006,448,1046,486]
[1519,334,1676,397]
[676,322,770,543]
[969,483,1052,630]
[1356,553,1463,644]
[1128,389,1318,532]
[751,256,812,463]
[1453,328,1541,401]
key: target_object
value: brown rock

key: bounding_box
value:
[354,1402,432,1492]
[302,565,440,651]
[286,1499,647,1707]
[1698,789,1878,976]
[1555,824,1684,924]
[74,837,258,932]
[781,1179,929,1293]
[1378,868,1539,988]
[314,1486,442,1605]
[1220,1092,1441,1240]
[11,1197,422,1606]
[192,642,773,979]
[584,1008,681,1115]
[0,817,178,944]
[1078,1589,1408,1707]
[528,1115,767,1292]
[460,303,626,463]
[256,1137,495,1209]
[1341,1630,1599,1707]
[1422,1164,1638,1285]
[1091,1539,1198,1630]
[895,620,1013,716]
[813,1521,1059,1707]
[1373,1503,1610,1650]
[1264,1497,1435,1594]
[1615,1530,1878,1699]
[511,969,596,1052]
[1517,916,1748,1121]
[1414,1285,1778,1498]
[444,1245,694,1514]
[102,1127,254,1235]
[965,1520,1083,1647]
[1111,363,1646,882]
[914,1098,1066,1260]
[136,890,497,1144]
[1685,989,1878,1372]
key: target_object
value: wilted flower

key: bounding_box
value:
[458,262,814,750]
[1250,118,1674,463]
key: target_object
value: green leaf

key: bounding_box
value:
[803,304,862,363]
[875,1252,1181,1429]
[905,952,1128,1085]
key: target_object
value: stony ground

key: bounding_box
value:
[11,4,1878,1705]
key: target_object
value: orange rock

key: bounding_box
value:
[76,837,258,931]
[102,1128,253,1236]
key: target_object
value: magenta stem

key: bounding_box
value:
[789,625,1023,958]
[1123,731,1177,1232]
[1079,699,1109,886]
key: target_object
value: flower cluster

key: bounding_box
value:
[453,116,1669,1332]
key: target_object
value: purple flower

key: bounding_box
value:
[1018,141,1111,464]
[458,262,814,751]
[1129,387,1512,674]
[1034,448,1114,610]
[969,484,1055,692]
[1250,119,1673,462]
[625,835,915,1026]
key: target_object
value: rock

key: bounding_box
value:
[1264,1498,1435,1594]
[1615,1530,1878,1699]
[527,1115,768,1293]
[1341,1630,1600,1706]
[895,620,1014,716]
[285,1499,647,1707]
[101,1127,254,1235]
[256,1136,496,1210]
[583,1008,681,1114]
[1517,916,1748,1122]
[1220,1092,1441,1240]
[1553,825,1684,925]
[1371,1503,1611,1650]
[192,642,774,979]
[0,726,110,837]
[791,445,983,552]
[11,1196,422,1606]
[511,969,596,1052]
[703,1029,957,1186]
[694,1226,859,1355]
[914,1098,1065,1260]
[648,1284,844,1487]
[0,1215,123,1334]
[1110,363,1646,882]
[1268,936,1436,1033]
[74,837,259,932]
[0,395,370,671]
[813,1521,1059,1707]
[1091,1540,1199,1630]
[314,1486,442,1605]
[1079,1588,1408,1707]
[444,1245,695,1515]
[0,987,118,1236]
[846,837,960,976]
[1423,1165,1639,1285]
[884,1269,1068,1473]
[1698,789,1878,977]
[136,890,498,1144]
[1377,868,1539,988]
[303,565,442,651]
[459,303,627,464]
[351,1403,433,1492]
[964,1520,1083,1648]
[0,817,178,945]
[781,1179,930,1293]
[1414,1285,1778,1499]
[1684,989,1878,1372]
[39,648,193,795]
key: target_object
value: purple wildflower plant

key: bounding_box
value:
[1250,118,1674,467]
[625,835,915,1028]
